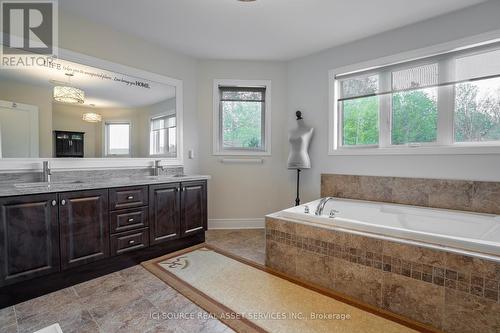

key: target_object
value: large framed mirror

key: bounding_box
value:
[0,48,183,169]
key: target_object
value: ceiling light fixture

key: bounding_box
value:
[82,112,102,123]
[53,73,85,104]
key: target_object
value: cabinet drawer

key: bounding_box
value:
[110,207,149,233]
[109,186,148,210]
[110,228,149,256]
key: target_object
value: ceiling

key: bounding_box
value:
[0,58,176,108]
[60,0,489,61]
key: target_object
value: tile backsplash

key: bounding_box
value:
[321,174,500,214]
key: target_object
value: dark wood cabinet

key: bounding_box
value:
[54,131,85,158]
[149,181,207,244]
[0,179,207,301]
[110,207,149,233]
[180,181,207,236]
[109,186,148,210]
[0,194,59,287]
[110,228,149,256]
[59,189,109,270]
[149,183,181,244]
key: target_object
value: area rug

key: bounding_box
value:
[142,244,436,333]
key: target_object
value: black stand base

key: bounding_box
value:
[295,169,301,206]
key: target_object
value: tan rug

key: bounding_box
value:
[142,244,437,333]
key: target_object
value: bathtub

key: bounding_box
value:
[278,197,500,257]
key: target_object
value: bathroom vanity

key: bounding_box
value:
[0,175,208,306]
[0,45,203,307]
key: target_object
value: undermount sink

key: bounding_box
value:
[143,174,187,179]
[14,182,51,188]
[14,180,86,188]
[141,175,167,179]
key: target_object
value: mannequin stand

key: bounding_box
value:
[295,169,301,206]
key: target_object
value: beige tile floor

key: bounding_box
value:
[0,229,265,333]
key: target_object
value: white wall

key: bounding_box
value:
[0,79,52,157]
[38,2,500,224]
[287,0,500,204]
[197,60,290,224]
[59,10,199,173]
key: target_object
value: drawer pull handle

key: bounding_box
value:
[128,218,134,222]
[51,200,57,206]
[128,240,135,245]
[61,199,66,206]
[127,196,134,200]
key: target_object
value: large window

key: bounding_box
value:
[332,41,500,153]
[213,80,271,155]
[150,114,176,156]
[105,122,130,156]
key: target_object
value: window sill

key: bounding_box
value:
[329,145,500,156]
[212,150,271,157]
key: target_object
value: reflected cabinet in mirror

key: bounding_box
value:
[0,51,181,159]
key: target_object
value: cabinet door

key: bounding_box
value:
[180,181,207,236]
[59,189,109,270]
[149,183,180,245]
[0,194,59,286]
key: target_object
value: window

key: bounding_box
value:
[332,41,500,153]
[213,79,271,155]
[454,49,500,143]
[105,122,130,156]
[339,75,379,146]
[150,114,176,156]
[391,64,438,145]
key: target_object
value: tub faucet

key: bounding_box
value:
[42,160,51,183]
[315,197,334,216]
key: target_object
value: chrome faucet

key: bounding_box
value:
[315,197,334,216]
[42,160,51,183]
[153,160,164,176]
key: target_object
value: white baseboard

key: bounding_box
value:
[208,218,265,230]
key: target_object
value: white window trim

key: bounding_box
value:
[148,112,177,157]
[329,29,500,156]
[103,120,132,157]
[212,79,272,156]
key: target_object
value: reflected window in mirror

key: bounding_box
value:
[150,114,176,157]
[105,122,131,156]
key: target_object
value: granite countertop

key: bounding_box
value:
[0,175,211,198]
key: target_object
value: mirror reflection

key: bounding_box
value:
[0,56,177,158]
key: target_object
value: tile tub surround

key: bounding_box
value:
[265,216,500,333]
[321,174,500,214]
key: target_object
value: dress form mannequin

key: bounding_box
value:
[288,111,314,205]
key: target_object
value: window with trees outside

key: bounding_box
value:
[213,80,271,155]
[333,42,500,153]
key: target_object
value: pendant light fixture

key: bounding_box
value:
[82,104,102,123]
[53,73,85,104]
[82,112,102,123]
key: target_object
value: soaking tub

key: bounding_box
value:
[278,197,500,257]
